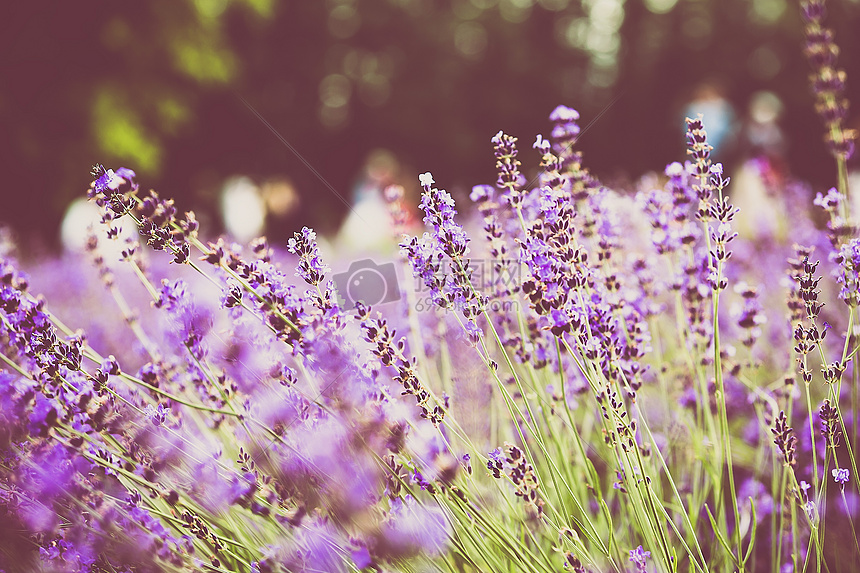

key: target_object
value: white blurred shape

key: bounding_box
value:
[749,90,783,124]
[732,162,787,241]
[61,198,135,257]
[221,177,266,243]
[849,170,860,222]
[336,186,393,252]
[261,178,300,217]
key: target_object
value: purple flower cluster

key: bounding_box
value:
[4,48,860,570]
[357,302,444,424]
[0,252,195,569]
[801,0,856,159]
[0,166,466,571]
[401,173,486,341]
[833,238,860,307]
[487,443,544,516]
[628,545,651,572]
[287,227,329,287]
[90,165,197,265]
[155,278,212,361]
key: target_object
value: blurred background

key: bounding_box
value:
[2,0,859,253]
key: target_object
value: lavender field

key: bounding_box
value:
[1,1,859,572]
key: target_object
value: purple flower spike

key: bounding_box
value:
[155,278,212,361]
[287,227,329,287]
[549,105,581,148]
[834,238,860,306]
[91,165,138,198]
[629,545,651,572]
[549,105,580,123]
[833,467,850,486]
[801,0,856,159]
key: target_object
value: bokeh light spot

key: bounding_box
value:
[454,21,489,58]
[319,74,352,108]
[319,103,350,129]
[221,177,266,242]
[644,0,678,14]
[500,0,533,23]
[748,44,782,80]
[562,17,589,49]
[157,98,191,135]
[193,0,229,19]
[358,76,391,107]
[751,0,786,25]
[329,5,361,39]
[538,0,570,11]
[590,0,624,31]
[469,0,497,10]
[171,33,237,83]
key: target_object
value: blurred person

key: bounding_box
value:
[261,177,301,224]
[849,170,860,223]
[848,115,860,221]
[221,176,267,243]
[732,91,790,241]
[335,149,403,254]
[682,81,738,162]
[219,176,302,245]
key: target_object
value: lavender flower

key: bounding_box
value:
[356,302,444,424]
[548,105,581,153]
[7,75,860,573]
[820,399,842,447]
[143,403,171,426]
[813,187,843,214]
[402,173,485,339]
[287,227,329,287]
[89,165,199,264]
[801,0,857,159]
[734,282,766,347]
[491,131,525,206]
[155,278,212,361]
[629,545,651,572]
[834,238,860,307]
[772,410,798,466]
[90,165,138,200]
[833,467,850,486]
[381,495,450,558]
[486,443,544,516]
[685,115,715,205]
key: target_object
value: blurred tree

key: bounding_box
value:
[1,0,858,251]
